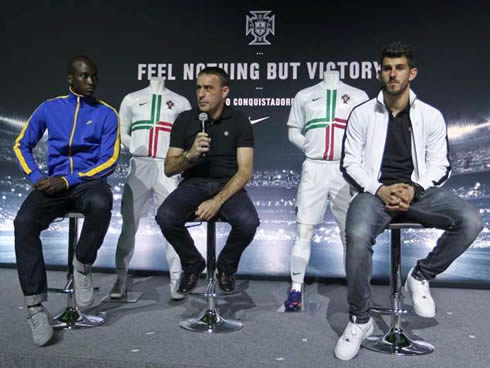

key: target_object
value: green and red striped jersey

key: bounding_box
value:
[287,81,368,161]
[119,87,191,159]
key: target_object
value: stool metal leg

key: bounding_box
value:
[180,221,243,333]
[363,228,434,355]
[49,216,104,329]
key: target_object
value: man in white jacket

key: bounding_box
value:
[335,42,483,361]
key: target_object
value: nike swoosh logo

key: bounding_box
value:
[249,116,270,125]
[312,97,322,101]
[292,272,302,275]
[139,102,149,106]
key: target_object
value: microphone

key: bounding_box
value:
[199,112,208,133]
[198,112,208,158]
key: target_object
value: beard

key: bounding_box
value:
[384,78,409,96]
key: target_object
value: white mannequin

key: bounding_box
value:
[289,70,341,291]
[112,76,189,300]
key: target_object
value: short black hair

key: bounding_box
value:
[67,56,97,74]
[198,67,230,87]
[380,42,416,68]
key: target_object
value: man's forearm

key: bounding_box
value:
[213,169,253,206]
[164,151,198,177]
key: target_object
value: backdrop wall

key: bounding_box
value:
[1,1,489,285]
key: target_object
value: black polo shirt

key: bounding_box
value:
[169,106,254,180]
[379,103,414,185]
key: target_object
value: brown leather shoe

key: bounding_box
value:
[217,271,236,293]
[178,260,205,294]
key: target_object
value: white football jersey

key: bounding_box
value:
[287,81,368,161]
[119,87,191,159]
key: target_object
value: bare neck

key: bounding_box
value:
[384,88,410,116]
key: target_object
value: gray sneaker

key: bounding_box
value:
[26,305,54,347]
[170,279,185,300]
[73,267,94,307]
[110,278,127,299]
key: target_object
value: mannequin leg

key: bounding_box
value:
[111,184,144,298]
[290,223,315,290]
[155,168,184,300]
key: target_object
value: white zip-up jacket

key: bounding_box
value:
[341,89,451,195]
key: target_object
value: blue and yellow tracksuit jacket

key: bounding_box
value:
[13,89,120,188]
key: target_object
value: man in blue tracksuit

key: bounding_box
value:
[13,56,120,346]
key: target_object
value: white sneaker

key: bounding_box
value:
[170,279,185,300]
[26,304,54,347]
[404,267,436,318]
[334,317,374,361]
[110,278,127,299]
[73,267,94,307]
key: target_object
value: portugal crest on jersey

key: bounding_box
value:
[341,94,350,104]
[246,11,275,46]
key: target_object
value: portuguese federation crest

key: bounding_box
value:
[246,11,275,46]
[341,94,351,104]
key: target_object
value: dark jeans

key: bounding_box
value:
[345,187,483,323]
[14,180,113,305]
[156,178,260,274]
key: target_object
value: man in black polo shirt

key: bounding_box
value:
[334,42,483,360]
[156,67,259,294]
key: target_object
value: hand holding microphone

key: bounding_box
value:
[188,112,211,161]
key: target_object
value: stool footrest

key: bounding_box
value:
[47,287,73,295]
[362,328,434,355]
[370,306,413,315]
[189,290,241,298]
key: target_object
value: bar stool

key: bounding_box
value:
[47,212,104,329]
[179,218,243,333]
[362,221,434,355]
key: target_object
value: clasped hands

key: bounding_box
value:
[376,183,415,211]
[34,176,67,196]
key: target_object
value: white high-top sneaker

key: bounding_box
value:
[26,304,54,347]
[73,257,94,307]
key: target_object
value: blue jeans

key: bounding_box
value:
[156,178,259,274]
[345,187,483,323]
